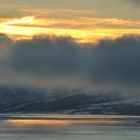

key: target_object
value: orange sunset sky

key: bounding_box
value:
[0,0,140,43]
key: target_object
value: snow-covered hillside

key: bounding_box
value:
[0,86,140,115]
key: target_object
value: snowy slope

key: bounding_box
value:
[0,86,140,115]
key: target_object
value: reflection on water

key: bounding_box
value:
[2,114,140,126]
[0,115,140,140]
[5,119,123,127]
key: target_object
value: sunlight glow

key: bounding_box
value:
[1,16,140,43]
[6,119,122,127]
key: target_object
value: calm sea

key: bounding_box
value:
[0,114,140,140]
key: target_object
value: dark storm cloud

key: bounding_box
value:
[0,34,12,56]
[7,35,140,85]
[0,33,12,46]
[86,36,140,85]
[1,34,140,95]
[7,36,80,77]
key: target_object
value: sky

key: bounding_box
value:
[0,0,140,96]
[0,0,140,42]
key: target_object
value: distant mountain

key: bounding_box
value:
[0,86,140,115]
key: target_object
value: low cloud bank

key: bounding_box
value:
[0,34,140,96]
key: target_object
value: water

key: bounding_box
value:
[0,114,140,140]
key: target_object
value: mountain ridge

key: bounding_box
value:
[0,86,140,115]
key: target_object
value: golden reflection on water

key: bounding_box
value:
[5,119,123,127]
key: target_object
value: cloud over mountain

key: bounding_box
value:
[0,34,140,96]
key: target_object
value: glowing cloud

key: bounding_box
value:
[1,16,140,43]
